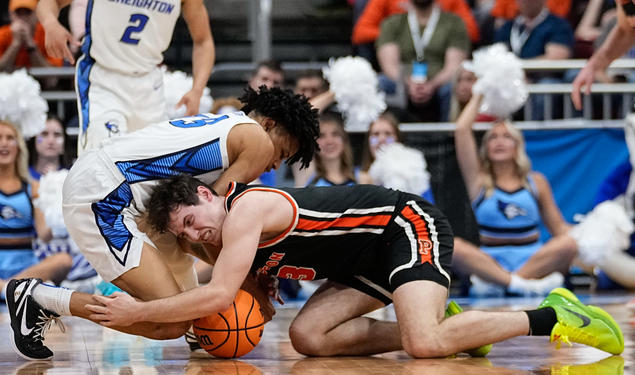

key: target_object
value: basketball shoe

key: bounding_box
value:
[6,278,63,360]
[538,288,623,355]
[445,300,492,357]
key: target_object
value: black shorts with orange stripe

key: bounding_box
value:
[331,193,454,305]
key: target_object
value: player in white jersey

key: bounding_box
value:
[36,0,215,154]
[4,86,319,361]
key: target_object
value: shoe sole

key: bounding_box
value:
[549,288,624,349]
[6,280,53,361]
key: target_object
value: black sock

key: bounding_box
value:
[525,307,557,336]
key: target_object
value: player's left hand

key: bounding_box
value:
[177,89,203,116]
[85,292,143,327]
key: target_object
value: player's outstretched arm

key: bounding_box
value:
[85,199,265,325]
[178,0,215,116]
[571,2,635,109]
[37,0,80,65]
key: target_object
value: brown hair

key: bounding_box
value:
[360,111,403,172]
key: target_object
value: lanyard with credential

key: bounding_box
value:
[509,8,549,56]
[407,6,441,62]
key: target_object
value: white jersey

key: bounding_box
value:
[62,111,257,282]
[99,111,257,213]
[83,0,181,75]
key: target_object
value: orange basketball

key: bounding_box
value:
[192,289,264,358]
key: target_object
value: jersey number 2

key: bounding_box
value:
[121,14,149,45]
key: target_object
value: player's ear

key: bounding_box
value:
[197,186,214,202]
[261,117,277,131]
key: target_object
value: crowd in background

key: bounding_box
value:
[1,0,635,301]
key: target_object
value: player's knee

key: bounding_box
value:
[288,321,329,356]
[145,321,190,340]
[401,331,449,358]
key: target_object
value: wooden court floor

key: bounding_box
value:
[0,293,633,375]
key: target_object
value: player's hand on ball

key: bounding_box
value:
[85,292,143,327]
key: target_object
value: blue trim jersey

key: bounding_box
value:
[82,0,181,75]
[0,181,38,279]
[224,182,453,304]
[472,175,541,246]
[0,182,34,246]
[62,111,257,282]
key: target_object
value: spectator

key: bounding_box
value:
[495,0,574,120]
[573,0,616,58]
[27,116,68,179]
[294,69,329,100]
[0,0,62,73]
[447,66,500,122]
[247,59,285,90]
[376,0,470,122]
[0,119,72,297]
[491,0,572,24]
[352,0,479,68]
[306,111,356,187]
[27,117,99,293]
[359,111,402,184]
[452,93,577,296]
[246,60,287,188]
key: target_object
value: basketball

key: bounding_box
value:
[192,289,265,358]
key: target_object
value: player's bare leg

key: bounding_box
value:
[393,280,529,357]
[289,280,402,356]
[69,242,191,339]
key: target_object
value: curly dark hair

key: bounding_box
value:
[239,85,319,168]
[146,175,215,234]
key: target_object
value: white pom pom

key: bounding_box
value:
[570,200,634,266]
[33,169,69,235]
[464,43,528,118]
[0,69,48,138]
[162,66,214,119]
[322,56,386,131]
[369,143,430,196]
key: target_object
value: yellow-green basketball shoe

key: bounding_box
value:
[538,288,623,355]
[445,300,492,357]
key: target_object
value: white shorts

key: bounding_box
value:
[75,63,168,156]
[62,150,196,289]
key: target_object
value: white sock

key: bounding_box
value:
[507,274,526,294]
[32,283,74,316]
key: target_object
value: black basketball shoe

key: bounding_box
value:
[6,278,62,360]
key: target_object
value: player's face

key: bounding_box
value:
[486,122,517,162]
[267,127,299,171]
[317,120,344,161]
[168,192,223,246]
[0,123,19,167]
[249,67,284,90]
[36,119,64,159]
[295,77,326,100]
[368,118,397,157]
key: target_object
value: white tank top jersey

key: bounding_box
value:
[84,0,182,74]
[100,111,258,212]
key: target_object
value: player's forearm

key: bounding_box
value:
[191,39,215,93]
[37,0,69,28]
[139,284,233,323]
[590,23,635,71]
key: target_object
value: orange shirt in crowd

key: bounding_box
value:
[0,23,64,68]
[490,0,572,19]
[352,0,480,44]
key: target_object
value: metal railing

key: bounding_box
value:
[27,58,635,133]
